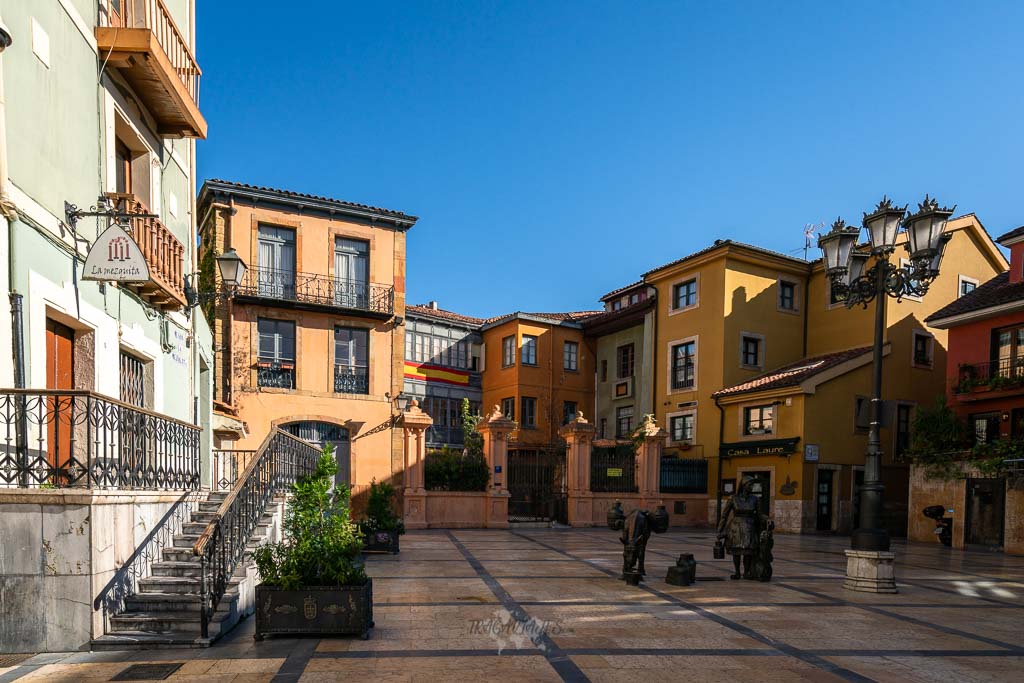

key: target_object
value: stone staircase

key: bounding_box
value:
[91,491,284,650]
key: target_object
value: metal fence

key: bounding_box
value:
[590,444,637,493]
[660,457,708,494]
[0,389,200,489]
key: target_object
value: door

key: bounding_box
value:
[284,422,351,487]
[115,140,133,195]
[816,469,835,531]
[965,478,1005,549]
[334,238,369,309]
[45,319,75,479]
[744,470,772,517]
[257,225,296,299]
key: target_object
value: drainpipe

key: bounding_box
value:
[714,395,725,527]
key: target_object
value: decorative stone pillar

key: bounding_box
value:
[559,411,597,527]
[635,414,666,510]
[402,399,433,530]
[476,405,515,528]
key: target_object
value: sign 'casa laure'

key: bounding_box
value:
[82,225,151,283]
[719,437,801,458]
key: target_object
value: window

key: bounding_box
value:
[959,276,978,298]
[829,281,843,306]
[599,418,607,439]
[334,327,369,394]
[563,401,578,424]
[629,293,641,305]
[115,140,133,195]
[672,278,698,310]
[616,406,634,438]
[612,300,622,311]
[617,343,634,379]
[257,225,296,299]
[741,335,762,368]
[600,359,608,382]
[563,341,579,371]
[912,331,934,368]
[895,404,913,460]
[971,413,1001,445]
[521,397,537,428]
[993,324,1024,380]
[501,397,515,420]
[257,318,296,389]
[779,280,797,311]
[334,238,369,308]
[671,341,696,390]
[521,335,537,365]
[743,405,774,436]
[502,335,516,367]
[670,413,695,442]
[119,351,147,408]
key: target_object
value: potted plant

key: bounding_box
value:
[253,447,372,640]
[359,479,404,554]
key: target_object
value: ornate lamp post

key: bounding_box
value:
[819,196,954,590]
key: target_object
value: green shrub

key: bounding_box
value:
[361,479,404,535]
[253,445,367,589]
[425,447,490,491]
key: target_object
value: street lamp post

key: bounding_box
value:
[818,196,954,590]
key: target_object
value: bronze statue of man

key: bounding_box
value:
[717,476,774,580]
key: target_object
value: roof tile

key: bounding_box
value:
[712,346,872,398]
[925,271,1024,323]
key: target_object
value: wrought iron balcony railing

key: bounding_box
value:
[256,360,295,390]
[0,389,200,489]
[334,365,369,394]
[955,358,1024,393]
[236,267,395,318]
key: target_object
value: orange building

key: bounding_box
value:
[197,180,416,498]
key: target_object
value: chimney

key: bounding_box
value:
[998,229,1024,284]
[428,301,439,310]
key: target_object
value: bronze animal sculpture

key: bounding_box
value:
[607,501,669,585]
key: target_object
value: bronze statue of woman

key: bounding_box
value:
[717,476,773,579]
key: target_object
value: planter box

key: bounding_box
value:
[361,529,400,554]
[254,581,373,640]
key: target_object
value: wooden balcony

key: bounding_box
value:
[96,1,207,138]
[104,193,188,311]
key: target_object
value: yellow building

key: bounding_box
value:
[635,218,1005,533]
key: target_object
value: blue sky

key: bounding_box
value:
[196,1,1023,318]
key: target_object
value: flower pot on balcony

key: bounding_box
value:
[255,582,373,640]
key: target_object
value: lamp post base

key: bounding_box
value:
[851,527,890,552]
[844,549,897,594]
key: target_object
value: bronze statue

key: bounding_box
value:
[608,501,669,585]
[716,476,774,580]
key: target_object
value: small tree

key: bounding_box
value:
[460,398,484,458]
[362,479,404,536]
[253,445,367,589]
[906,396,970,480]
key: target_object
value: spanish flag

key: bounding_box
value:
[404,362,470,386]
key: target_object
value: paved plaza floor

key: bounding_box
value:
[3,528,1024,682]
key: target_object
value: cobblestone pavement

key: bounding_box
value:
[3,528,1024,682]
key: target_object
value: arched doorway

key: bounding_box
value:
[283,421,351,485]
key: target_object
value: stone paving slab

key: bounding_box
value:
[4,528,1024,683]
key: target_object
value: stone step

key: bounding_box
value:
[92,632,208,649]
[207,492,229,501]
[106,607,233,637]
[138,575,200,594]
[188,511,217,523]
[173,534,201,549]
[183,522,210,535]
[161,547,197,562]
[151,561,203,578]
[198,502,223,512]
[125,589,237,613]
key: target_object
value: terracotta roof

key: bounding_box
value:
[643,239,808,278]
[712,347,872,398]
[481,310,604,327]
[582,298,655,334]
[599,280,645,302]
[406,304,485,327]
[996,226,1024,243]
[201,179,418,223]
[926,272,1024,324]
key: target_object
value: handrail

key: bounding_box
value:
[191,428,320,638]
[0,388,199,430]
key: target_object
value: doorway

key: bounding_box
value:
[283,421,351,485]
[743,470,772,517]
[816,469,835,531]
[45,319,75,476]
[965,478,1005,549]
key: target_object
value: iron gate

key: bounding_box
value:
[507,443,567,523]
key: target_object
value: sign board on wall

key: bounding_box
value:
[804,444,820,462]
[718,437,800,458]
[82,226,150,283]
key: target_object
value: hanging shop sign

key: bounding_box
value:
[719,437,800,458]
[82,225,150,283]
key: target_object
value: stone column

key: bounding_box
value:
[635,414,666,510]
[402,399,432,530]
[559,411,597,527]
[477,405,515,528]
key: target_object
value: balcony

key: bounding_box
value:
[257,360,295,390]
[334,365,369,395]
[236,267,395,319]
[955,359,1024,395]
[96,1,207,138]
[104,193,188,312]
[0,389,200,489]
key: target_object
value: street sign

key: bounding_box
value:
[82,225,150,283]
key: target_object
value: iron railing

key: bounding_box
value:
[334,365,369,394]
[955,358,1024,393]
[94,490,203,632]
[193,429,321,638]
[257,360,295,389]
[212,449,258,492]
[0,389,200,489]
[660,457,708,494]
[237,267,395,317]
[590,444,638,493]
